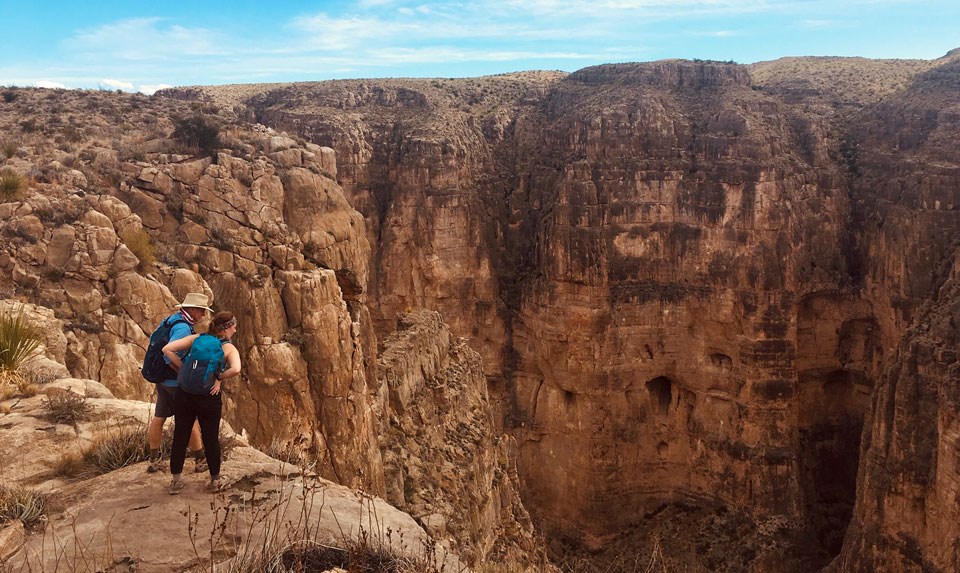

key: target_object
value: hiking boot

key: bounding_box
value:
[207,474,227,492]
[194,457,208,474]
[168,479,185,495]
[146,457,165,473]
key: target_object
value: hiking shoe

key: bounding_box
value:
[194,457,208,474]
[207,474,227,492]
[146,458,165,473]
[168,480,185,495]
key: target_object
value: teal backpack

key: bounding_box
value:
[177,334,226,395]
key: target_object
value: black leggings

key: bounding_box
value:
[170,388,222,477]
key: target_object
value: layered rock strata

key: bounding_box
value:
[214,54,960,569]
[377,309,543,567]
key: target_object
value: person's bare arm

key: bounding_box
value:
[161,333,199,371]
[211,343,241,395]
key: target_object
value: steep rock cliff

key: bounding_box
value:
[377,309,544,568]
[207,54,960,570]
[0,87,540,568]
[830,56,960,573]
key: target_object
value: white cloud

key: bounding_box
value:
[688,30,738,37]
[35,80,67,89]
[99,78,134,91]
[138,83,172,95]
[800,19,840,28]
[66,18,227,60]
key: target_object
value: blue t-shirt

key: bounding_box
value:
[162,314,195,388]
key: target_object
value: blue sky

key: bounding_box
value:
[2,0,958,94]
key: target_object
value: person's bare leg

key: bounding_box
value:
[188,421,207,472]
[146,416,166,472]
[147,416,165,450]
[188,421,203,451]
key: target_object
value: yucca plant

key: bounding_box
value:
[0,305,42,372]
[0,485,47,529]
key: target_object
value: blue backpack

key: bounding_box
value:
[177,334,226,395]
[141,315,193,384]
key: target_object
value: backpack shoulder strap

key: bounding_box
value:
[164,314,194,334]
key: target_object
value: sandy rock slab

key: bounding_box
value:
[1,390,463,572]
[8,446,463,572]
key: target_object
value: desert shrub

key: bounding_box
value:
[51,449,90,479]
[43,393,90,424]
[2,140,17,159]
[61,125,84,143]
[209,225,234,250]
[0,305,42,372]
[0,485,47,529]
[0,168,26,199]
[119,228,156,271]
[32,201,84,226]
[172,114,220,157]
[84,423,148,473]
[2,90,16,103]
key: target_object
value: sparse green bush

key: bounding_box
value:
[0,168,26,199]
[120,228,156,271]
[0,485,47,529]
[172,114,220,157]
[0,305,42,372]
[83,423,148,473]
[43,393,90,424]
[2,140,17,159]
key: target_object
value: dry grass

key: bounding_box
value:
[2,140,17,159]
[0,370,39,401]
[83,423,149,474]
[50,449,91,479]
[46,422,156,480]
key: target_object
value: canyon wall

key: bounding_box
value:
[3,50,960,571]
[234,55,960,570]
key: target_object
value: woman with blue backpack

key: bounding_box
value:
[162,311,241,494]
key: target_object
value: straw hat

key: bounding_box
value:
[175,293,213,313]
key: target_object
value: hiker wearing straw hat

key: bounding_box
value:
[143,293,213,474]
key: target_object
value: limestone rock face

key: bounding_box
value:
[249,75,567,379]
[0,102,379,494]
[243,62,857,561]
[233,56,960,570]
[377,310,543,568]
